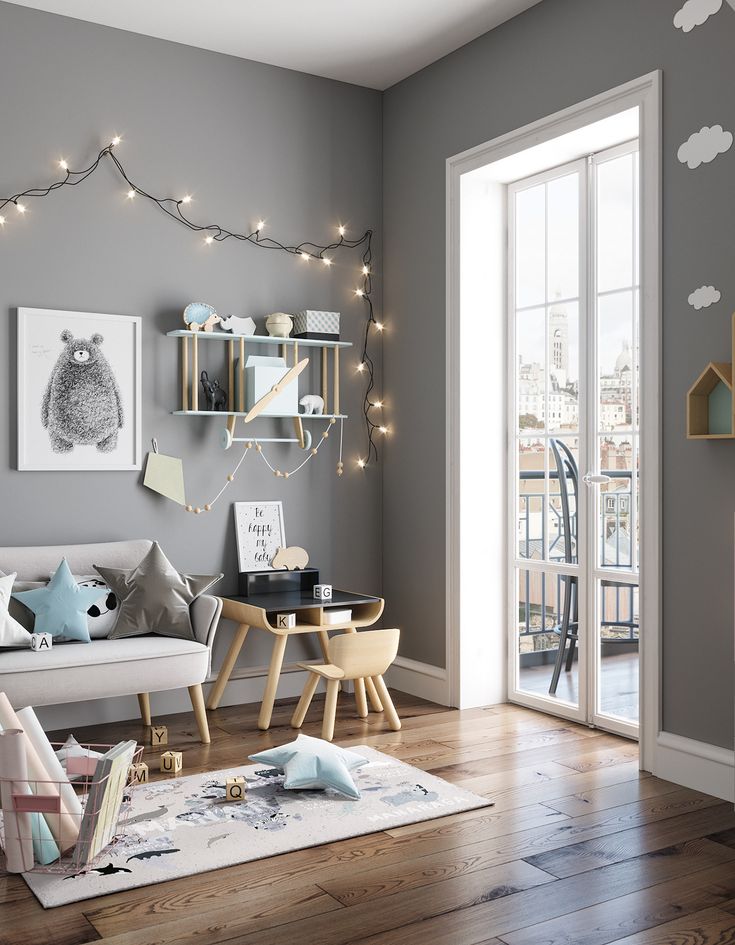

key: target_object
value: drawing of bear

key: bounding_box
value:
[41,330,124,453]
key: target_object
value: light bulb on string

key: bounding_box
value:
[300,252,310,261]
[16,202,26,214]
[354,288,364,297]
[126,190,136,200]
[362,265,370,275]
[256,219,265,231]
[379,426,388,435]
[58,159,69,171]
[373,400,383,409]
[338,225,346,237]
[181,194,192,205]
[356,362,365,373]
[322,257,332,267]
[0,215,5,227]
[357,458,366,469]
[111,135,121,147]
[204,234,214,245]
[374,321,384,332]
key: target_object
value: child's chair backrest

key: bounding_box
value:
[328,628,400,680]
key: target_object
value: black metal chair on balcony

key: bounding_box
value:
[548,439,579,696]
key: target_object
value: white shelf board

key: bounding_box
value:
[167,330,351,349]
[172,411,348,419]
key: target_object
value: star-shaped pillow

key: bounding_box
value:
[249,734,368,800]
[12,559,102,643]
[0,573,31,648]
[95,541,222,641]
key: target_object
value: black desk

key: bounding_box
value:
[207,590,384,730]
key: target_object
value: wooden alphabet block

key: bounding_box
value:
[226,776,247,801]
[276,612,296,629]
[160,750,182,774]
[129,762,149,785]
[313,584,332,601]
[150,725,168,747]
[30,632,53,652]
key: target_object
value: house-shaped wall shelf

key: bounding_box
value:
[686,314,735,439]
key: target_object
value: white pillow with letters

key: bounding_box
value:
[0,573,31,648]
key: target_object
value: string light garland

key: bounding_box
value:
[0,136,384,466]
[183,418,343,513]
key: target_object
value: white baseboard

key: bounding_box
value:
[385,656,450,706]
[655,731,734,803]
[34,663,323,733]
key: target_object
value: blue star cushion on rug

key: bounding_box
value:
[249,734,368,800]
[12,558,102,643]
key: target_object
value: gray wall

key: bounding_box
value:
[0,3,382,683]
[383,0,735,747]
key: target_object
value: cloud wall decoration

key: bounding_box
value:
[674,0,723,31]
[677,125,733,169]
[688,285,722,309]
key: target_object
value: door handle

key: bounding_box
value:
[582,473,611,486]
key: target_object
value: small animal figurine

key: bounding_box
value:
[299,394,325,416]
[200,371,227,411]
[272,546,310,571]
[219,315,257,335]
[183,302,221,332]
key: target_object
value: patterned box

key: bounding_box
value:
[293,311,340,340]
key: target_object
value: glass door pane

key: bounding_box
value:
[510,162,584,718]
[593,144,640,733]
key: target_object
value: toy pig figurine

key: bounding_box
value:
[200,371,227,411]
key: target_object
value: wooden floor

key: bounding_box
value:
[520,650,639,720]
[4,691,735,945]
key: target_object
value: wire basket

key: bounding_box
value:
[0,741,143,875]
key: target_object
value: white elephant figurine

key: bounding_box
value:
[299,394,325,415]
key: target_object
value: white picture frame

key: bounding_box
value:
[17,308,142,471]
[233,501,286,572]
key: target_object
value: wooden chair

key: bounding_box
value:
[291,628,401,741]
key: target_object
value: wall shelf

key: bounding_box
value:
[167,324,350,450]
[686,314,735,440]
[166,330,351,349]
[172,411,347,419]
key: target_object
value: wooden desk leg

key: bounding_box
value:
[365,676,383,713]
[355,678,368,719]
[318,631,331,662]
[259,633,288,731]
[207,623,250,710]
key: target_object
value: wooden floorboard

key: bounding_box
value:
[4,693,735,945]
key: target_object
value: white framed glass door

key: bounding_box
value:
[508,142,640,737]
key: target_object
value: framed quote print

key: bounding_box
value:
[233,501,286,572]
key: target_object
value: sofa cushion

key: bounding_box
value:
[12,559,104,644]
[0,573,30,648]
[0,637,209,708]
[97,542,221,642]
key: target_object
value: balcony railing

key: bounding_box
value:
[518,469,638,644]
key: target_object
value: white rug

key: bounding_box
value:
[21,746,490,908]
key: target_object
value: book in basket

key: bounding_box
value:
[72,740,136,869]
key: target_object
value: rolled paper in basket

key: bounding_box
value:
[0,720,58,866]
[17,707,82,819]
[0,729,34,872]
[0,693,78,852]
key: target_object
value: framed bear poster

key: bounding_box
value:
[17,308,142,471]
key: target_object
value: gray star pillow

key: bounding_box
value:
[95,542,222,641]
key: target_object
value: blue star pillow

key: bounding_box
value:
[250,734,368,800]
[12,558,102,643]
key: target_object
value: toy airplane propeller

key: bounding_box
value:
[244,357,309,423]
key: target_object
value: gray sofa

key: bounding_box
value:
[0,539,222,743]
